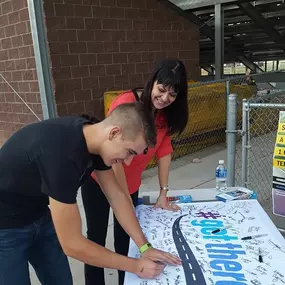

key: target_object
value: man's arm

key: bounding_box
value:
[49,197,165,278]
[94,169,181,265]
[95,169,147,248]
[49,198,136,270]
[112,163,132,203]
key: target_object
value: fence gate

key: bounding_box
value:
[234,91,285,233]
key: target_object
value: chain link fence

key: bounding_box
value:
[223,70,285,231]
[224,71,285,185]
[169,69,285,231]
[148,75,258,168]
[171,81,228,160]
[232,89,285,232]
[159,70,284,168]
[228,71,285,189]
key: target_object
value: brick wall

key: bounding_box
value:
[44,0,200,119]
[0,0,200,146]
[0,0,42,146]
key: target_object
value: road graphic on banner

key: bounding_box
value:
[172,215,206,285]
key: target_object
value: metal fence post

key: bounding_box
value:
[241,99,249,187]
[227,94,237,187]
[28,0,57,119]
[225,80,230,96]
[225,80,230,147]
[225,80,230,115]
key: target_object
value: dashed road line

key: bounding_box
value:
[192,273,196,281]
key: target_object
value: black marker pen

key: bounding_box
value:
[258,247,263,263]
[211,226,232,234]
[241,234,267,240]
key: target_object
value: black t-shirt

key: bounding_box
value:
[0,116,110,229]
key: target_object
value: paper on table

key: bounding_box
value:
[124,199,285,285]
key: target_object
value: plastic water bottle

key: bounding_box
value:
[216,160,227,192]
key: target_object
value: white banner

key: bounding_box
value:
[125,200,285,285]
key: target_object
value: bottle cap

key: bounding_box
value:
[219,160,224,164]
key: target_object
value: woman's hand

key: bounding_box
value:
[153,195,180,211]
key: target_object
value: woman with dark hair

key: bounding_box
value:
[81,59,189,285]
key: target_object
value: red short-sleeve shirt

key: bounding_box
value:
[91,91,173,194]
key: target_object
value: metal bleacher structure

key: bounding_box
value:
[160,0,285,79]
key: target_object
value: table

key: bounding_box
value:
[124,187,285,285]
[139,186,250,203]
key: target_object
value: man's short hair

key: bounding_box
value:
[105,102,156,147]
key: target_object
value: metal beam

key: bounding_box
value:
[194,4,238,15]
[159,0,215,39]
[237,2,285,52]
[194,0,284,15]
[203,13,285,26]
[201,54,285,64]
[159,0,263,72]
[28,0,57,119]
[170,0,238,10]
[250,55,285,61]
[215,4,224,79]
[202,48,285,58]
[202,43,284,53]
[229,36,274,45]
[235,44,285,52]
[224,26,285,35]
[201,40,276,48]
[253,49,285,55]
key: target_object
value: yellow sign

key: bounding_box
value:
[276,135,285,144]
[273,111,285,217]
[273,158,285,168]
[278,123,285,133]
[274,112,285,167]
[274,147,285,157]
